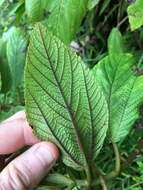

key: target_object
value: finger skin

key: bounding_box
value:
[0,111,39,154]
[0,142,59,190]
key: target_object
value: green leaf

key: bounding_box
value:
[108,28,124,54]
[45,0,88,44]
[7,27,27,90]
[25,24,108,170]
[99,0,110,16]
[0,0,5,7]
[25,0,53,23]
[127,0,143,31]
[93,53,143,143]
[88,0,100,10]
[25,0,88,44]
[0,39,12,93]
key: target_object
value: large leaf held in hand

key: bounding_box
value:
[25,24,108,170]
[94,54,143,143]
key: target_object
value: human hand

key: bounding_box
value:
[0,111,59,190]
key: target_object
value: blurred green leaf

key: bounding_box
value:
[108,28,124,54]
[25,0,88,44]
[7,27,27,90]
[127,0,143,31]
[25,0,53,23]
[0,105,24,122]
[88,0,100,10]
[0,0,5,7]
[7,1,24,17]
[99,0,110,16]
[0,39,12,93]
[45,0,88,44]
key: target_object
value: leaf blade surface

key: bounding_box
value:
[127,0,143,31]
[94,53,143,142]
[25,24,108,169]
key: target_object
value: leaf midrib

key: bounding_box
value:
[82,67,94,160]
[27,85,82,166]
[108,57,121,127]
[38,25,87,165]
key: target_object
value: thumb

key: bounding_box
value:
[0,142,59,190]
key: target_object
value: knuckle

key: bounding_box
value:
[0,162,32,190]
[0,182,7,190]
[9,163,31,189]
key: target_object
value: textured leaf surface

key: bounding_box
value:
[127,0,143,31]
[94,53,143,142]
[7,27,27,89]
[25,24,108,169]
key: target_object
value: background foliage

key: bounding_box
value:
[1,0,143,189]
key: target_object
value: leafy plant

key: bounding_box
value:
[94,28,143,143]
[25,23,108,185]
[1,0,143,189]
[24,23,143,188]
[127,0,143,31]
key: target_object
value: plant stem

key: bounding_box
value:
[91,164,107,188]
[85,165,92,189]
[99,175,108,190]
[45,173,88,188]
[117,0,124,25]
[117,16,128,29]
[106,142,120,179]
[45,173,73,187]
[92,143,120,187]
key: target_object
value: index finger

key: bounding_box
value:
[0,111,39,154]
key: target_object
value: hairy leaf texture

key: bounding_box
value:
[25,24,108,170]
[94,53,143,143]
